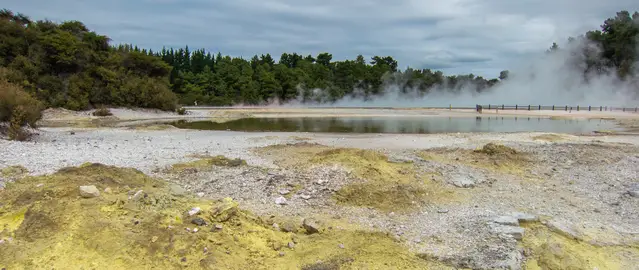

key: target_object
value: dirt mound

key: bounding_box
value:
[0,163,446,269]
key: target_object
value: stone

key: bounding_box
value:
[130,190,144,200]
[104,187,113,193]
[169,184,188,197]
[288,242,295,249]
[193,228,199,233]
[338,243,345,249]
[36,183,44,187]
[494,216,520,226]
[300,194,311,200]
[511,212,538,222]
[281,221,298,233]
[79,185,100,198]
[215,224,223,230]
[303,218,320,234]
[191,217,207,226]
[493,226,525,240]
[628,184,639,198]
[210,197,239,222]
[547,220,579,239]
[275,196,288,205]
[279,252,286,257]
[278,189,290,195]
[188,207,201,216]
[451,175,477,188]
[437,209,449,214]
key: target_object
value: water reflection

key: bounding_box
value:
[171,116,618,134]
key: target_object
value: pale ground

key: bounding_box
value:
[3,107,639,269]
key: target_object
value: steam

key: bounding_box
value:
[265,37,639,108]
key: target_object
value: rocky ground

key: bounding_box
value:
[2,123,639,269]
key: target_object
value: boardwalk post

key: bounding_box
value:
[528,105,531,111]
[552,105,555,110]
[600,106,602,111]
[538,105,541,110]
[449,104,451,110]
[515,105,518,110]
[577,105,580,111]
[623,107,625,112]
[588,105,591,111]
[502,105,504,110]
[565,105,568,111]
[488,104,491,110]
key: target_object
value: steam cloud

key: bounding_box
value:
[266,38,639,108]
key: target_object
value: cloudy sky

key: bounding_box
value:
[4,0,637,77]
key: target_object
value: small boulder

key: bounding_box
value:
[628,183,639,198]
[79,185,100,198]
[493,226,525,240]
[303,218,321,234]
[300,194,311,200]
[278,189,290,195]
[281,221,298,233]
[511,212,538,222]
[188,207,201,216]
[275,196,288,205]
[494,216,519,226]
[191,217,207,226]
[130,190,144,200]
[210,197,239,222]
[287,242,295,249]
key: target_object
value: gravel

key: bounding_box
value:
[2,127,639,269]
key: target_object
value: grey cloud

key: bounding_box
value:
[3,0,637,77]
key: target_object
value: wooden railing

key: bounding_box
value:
[476,105,639,112]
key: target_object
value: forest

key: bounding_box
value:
[0,9,638,127]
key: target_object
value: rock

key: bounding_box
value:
[193,228,199,233]
[547,220,579,239]
[215,224,223,230]
[278,189,290,195]
[303,218,320,234]
[273,223,280,230]
[628,184,639,197]
[188,207,201,216]
[197,192,205,197]
[511,212,538,222]
[451,174,477,188]
[494,216,520,226]
[79,185,100,198]
[437,209,449,214]
[279,252,285,257]
[493,226,525,240]
[281,221,298,233]
[191,217,207,226]
[210,197,239,222]
[300,194,311,200]
[338,243,345,249]
[130,190,144,200]
[275,196,288,205]
[168,184,188,197]
[104,187,113,193]
[288,242,295,249]
[36,183,44,187]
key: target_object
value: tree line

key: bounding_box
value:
[1,8,638,126]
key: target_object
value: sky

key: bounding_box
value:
[4,0,638,78]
